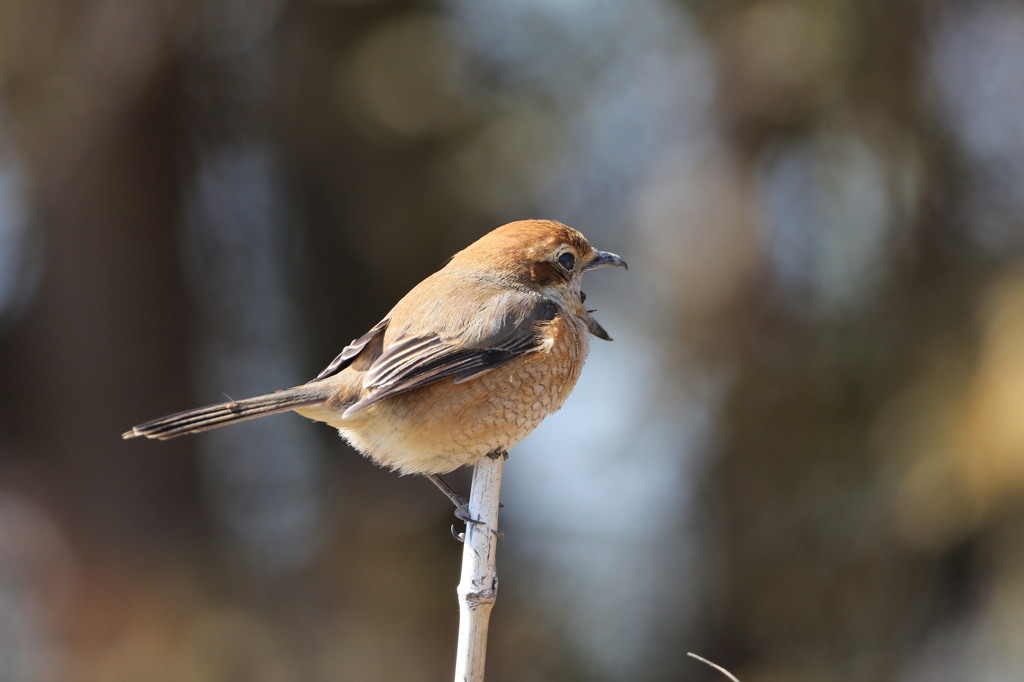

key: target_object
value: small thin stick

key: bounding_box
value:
[453,454,505,682]
[687,652,741,682]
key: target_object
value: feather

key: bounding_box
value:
[313,317,389,380]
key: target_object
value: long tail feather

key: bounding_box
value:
[122,388,327,441]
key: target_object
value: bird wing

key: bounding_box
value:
[343,287,559,416]
[313,317,390,380]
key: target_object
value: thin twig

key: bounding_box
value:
[687,652,741,682]
[453,454,505,681]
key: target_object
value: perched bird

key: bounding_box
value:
[123,219,625,508]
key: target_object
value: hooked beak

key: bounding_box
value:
[584,250,628,271]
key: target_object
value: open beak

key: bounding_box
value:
[584,250,628,271]
[580,250,625,342]
[584,311,613,341]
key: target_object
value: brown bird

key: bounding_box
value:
[123,219,625,510]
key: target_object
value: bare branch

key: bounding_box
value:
[687,652,741,682]
[453,454,505,681]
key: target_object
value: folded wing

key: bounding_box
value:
[324,285,559,417]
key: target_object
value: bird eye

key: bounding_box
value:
[557,252,575,271]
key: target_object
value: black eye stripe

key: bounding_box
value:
[557,252,575,270]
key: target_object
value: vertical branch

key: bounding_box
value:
[453,453,505,682]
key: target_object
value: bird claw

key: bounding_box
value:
[451,504,504,542]
[451,523,504,542]
[449,503,479,543]
[431,473,505,542]
[455,503,483,525]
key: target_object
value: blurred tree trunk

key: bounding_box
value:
[3,4,204,547]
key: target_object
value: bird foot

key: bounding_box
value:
[427,472,504,541]
[454,503,482,525]
[451,504,504,542]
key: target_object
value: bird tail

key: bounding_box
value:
[122,387,329,441]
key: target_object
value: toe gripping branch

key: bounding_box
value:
[426,464,505,543]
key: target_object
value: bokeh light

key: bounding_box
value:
[1,0,1023,680]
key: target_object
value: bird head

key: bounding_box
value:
[450,219,627,337]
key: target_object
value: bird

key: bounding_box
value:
[123,219,626,512]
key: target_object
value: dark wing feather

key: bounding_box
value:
[343,293,558,417]
[313,317,389,380]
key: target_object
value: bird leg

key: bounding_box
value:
[426,473,479,526]
[426,473,468,507]
[426,472,507,542]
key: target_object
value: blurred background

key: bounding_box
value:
[2,0,1024,680]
